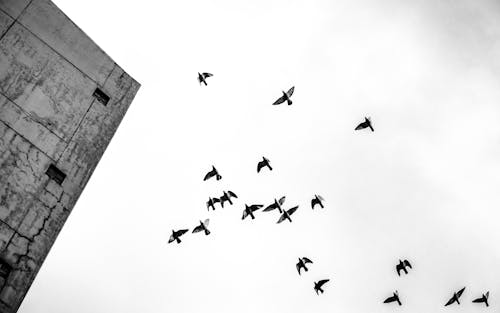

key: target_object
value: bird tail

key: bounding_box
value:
[320,203,324,209]
[250,212,255,219]
[203,80,207,86]
[369,125,374,132]
[216,174,222,180]
[176,237,181,244]
[305,267,308,272]
[287,99,292,105]
[268,165,273,171]
[205,229,210,235]
[397,299,401,306]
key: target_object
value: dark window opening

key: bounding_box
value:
[93,87,110,106]
[0,260,11,290]
[45,164,66,185]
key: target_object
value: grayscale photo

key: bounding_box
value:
[0,0,497,312]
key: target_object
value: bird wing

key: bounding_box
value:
[404,260,412,268]
[263,203,276,212]
[177,229,189,236]
[296,262,302,275]
[456,287,466,298]
[396,264,402,276]
[213,197,220,203]
[302,257,313,264]
[277,213,287,224]
[311,199,316,209]
[257,161,264,172]
[318,279,329,287]
[242,209,249,220]
[287,206,298,216]
[192,225,203,233]
[203,171,213,181]
[355,122,366,130]
[317,195,324,201]
[445,297,456,306]
[383,296,395,303]
[203,219,210,227]
[273,95,286,105]
[472,297,483,303]
[228,190,238,198]
[203,73,213,78]
[286,86,295,97]
[486,291,489,298]
[251,205,263,212]
[168,234,175,243]
[278,196,286,205]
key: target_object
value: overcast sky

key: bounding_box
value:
[18,0,500,312]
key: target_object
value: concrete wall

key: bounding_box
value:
[0,0,140,311]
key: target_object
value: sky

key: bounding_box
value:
[18,0,500,312]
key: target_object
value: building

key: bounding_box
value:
[0,0,140,311]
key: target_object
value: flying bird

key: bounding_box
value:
[472,291,489,307]
[384,291,402,306]
[396,259,412,276]
[311,195,324,209]
[206,197,220,211]
[168,229,189,244]
[355,117,374,132]
[445,287,466,306]
[220,190,238,208]
[192,219,211,235]
[257,157,273,173]
[263,196,286,213]
[272,86,295,105]
[314,279,329,295]
[242,204,263,220]
[198,72,213,86]
[296,257,313,275]
[204,165,221,181]
[277,206,299,223]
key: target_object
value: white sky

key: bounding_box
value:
[18,0,500,312]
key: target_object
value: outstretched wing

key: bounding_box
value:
[355,122,366,130]
[202,73,213,78]
[257,161,264,172]
[192,225,203,233]
[242,209,249,220]
[177,229,189,236]
[273,95,286,105]
[251,205,263,212]
[277,213,287,224]
[286,86,295,97]
[472,296,484,303]
[445,296,456,306]
[456,287,466,298]
[168,234,175,243]
[302,257,313,264]
[318,279,329,287]
[203,219,210,227]
[404,260,412,268]
[263,203,276,212]
[203,171,213,181]
[287,206,298,216]
[228,190,238,198]
[296,262,302,275]
[317,195,324,201]
[278,196,286,205]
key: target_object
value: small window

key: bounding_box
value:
[45,164,66,185]
[93,87,110,106]
[0,260,11,286]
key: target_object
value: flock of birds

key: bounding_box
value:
[167,73,491,307]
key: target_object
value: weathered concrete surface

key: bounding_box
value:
[0,0,140,311]
[19,0,115,85]
[0,0,30,19]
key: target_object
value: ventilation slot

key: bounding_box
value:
[0,260,11,290]
[93,87,110,106]
[46,164,66,185]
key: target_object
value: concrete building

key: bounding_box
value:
[0,0,140,311]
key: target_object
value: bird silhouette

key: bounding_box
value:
[355,117,374,132]
[257,157,273,173]
[277,206,299,223]
[198,72,213,86]
[206,197,220,211]
[445,287,466,306]
[204,165,221,181]
[168,229,189,244]
[192,219,210,235]
[296,257,313,275]
[242,204,263,220]
[396,259,412,276]
[384,291,402,306]
[220,190,238,208]
[311,195,324,209]
[472,291,489,307]
[272,86,295,105]
[263,196,286,213]
[314,279,329,295]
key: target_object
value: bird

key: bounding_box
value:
[263,196,286,213]
[355,117,374,132]
[220,190,238,208]
[192,219,210,235]
[198,72,213,86]
[168,229,189,244]
[242,204,263,220]
[272,86,295,105]
[257,157,273,173]
[203,165,221,181]
[472,291,489,307]
[311,195,324,209]
[277,206,299,223]
[314,279,329,295]
[206,197,220,211]
[384,291,402,306]
[296,257,313,275]
[445,287,466,306]
[396,259,412,276]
